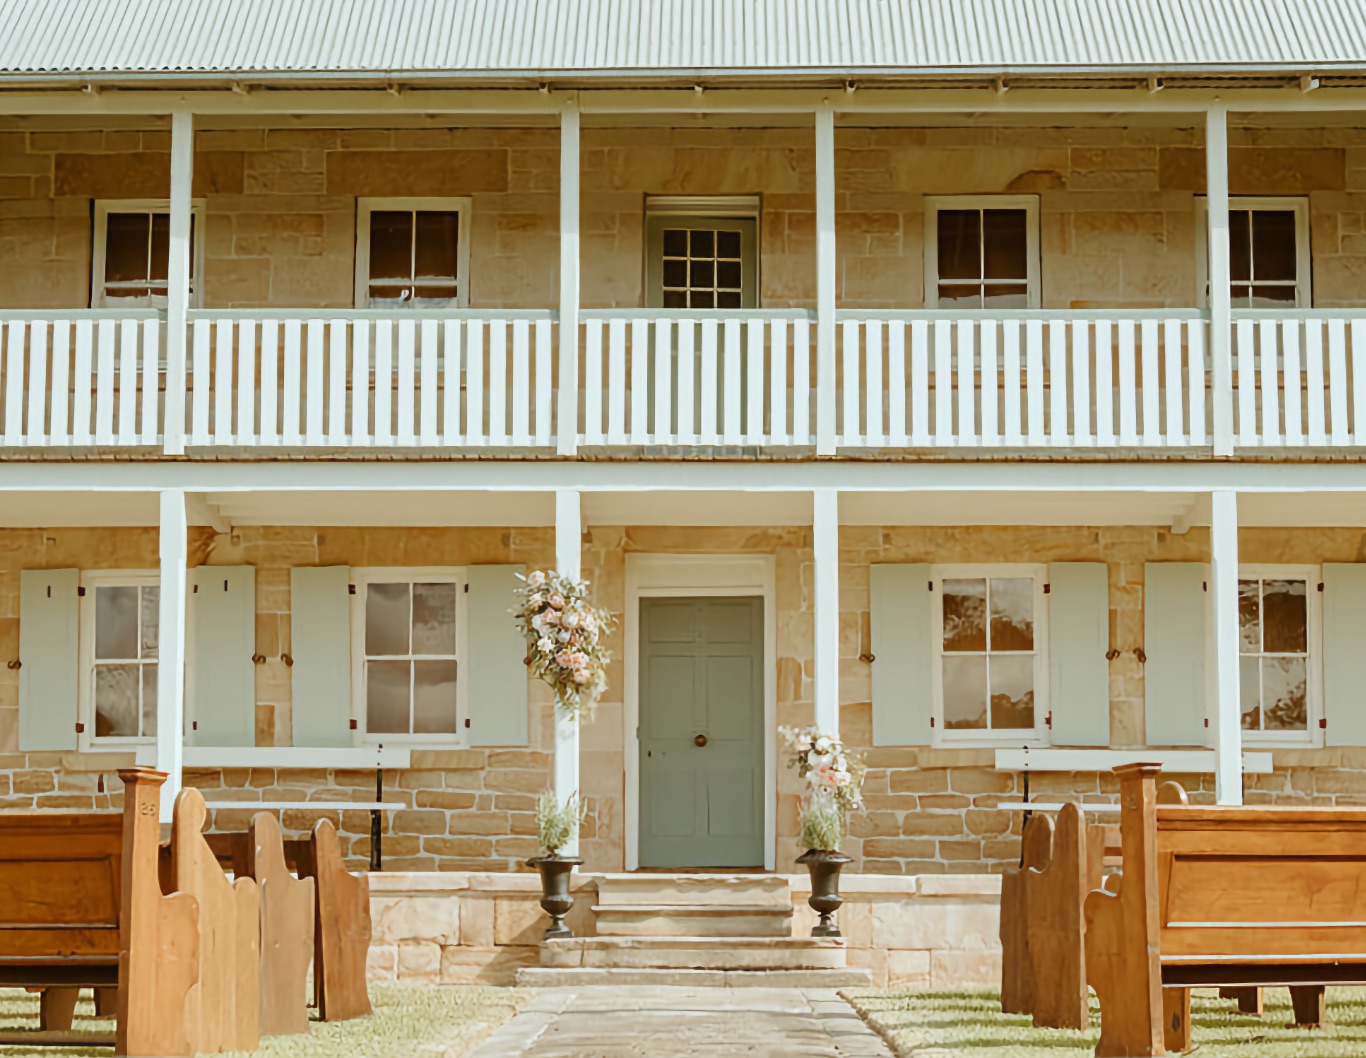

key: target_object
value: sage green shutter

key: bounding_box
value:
[18,569,79,751]
[1047,562,1112,747]
[465,565,528,748]
[870,563,934,746]
[1144,562,1209,747]
[1323,564,1366,747]
[190,566,255,747]
[290,566,352,748]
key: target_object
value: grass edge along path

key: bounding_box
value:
[842,987,1366,1058]
[0,982,527,1058]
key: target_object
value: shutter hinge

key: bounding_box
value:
[1202,581,1208,592]
[193,584,199,593]
[464,583,470,593]
[1319,583,1325,592]
[1320,717,1328,729]
[75,722,85,733]
[1043,583,1051,595]
[930,717,936,728]
[1045,711,1053,729]
[464,718,471,729]
[77,586,86,597]
[348,584,356,595]
[1204,718,1210,728]
[222,580,228,592]
[192,721,197,730]
[927,581,933,592]
[349,719,358,730]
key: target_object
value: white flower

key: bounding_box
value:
[562,611,581,629]
[527,570,547,589]
[557,629,571,643]
[536,636,555,654]
[814,736,832,753]
[810,752,833,769]
[572,669,591,685]
[531,613,545,631]
[548,592,566,610]
[796,735,812,752]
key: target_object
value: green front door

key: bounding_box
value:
[639,596,765,868]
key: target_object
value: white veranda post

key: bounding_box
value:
[556,99,580,457]
[813,489,840,737]
[814,103,837,456]
[554,488,582,855]
[164,111,193,456]
[1206,106,1234,456]
[1210,489,1243,804]
[156,488,189,822]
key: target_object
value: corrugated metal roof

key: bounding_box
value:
[2,0,1366,80]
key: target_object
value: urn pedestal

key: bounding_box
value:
[527,854,583,939]
[797,849,852,937]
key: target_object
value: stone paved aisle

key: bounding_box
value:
[466,987,894,1058]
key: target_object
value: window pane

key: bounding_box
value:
[411,285,458,307]
[937,285,983,309]
[142,663,158,738]
[936,210,980,281]
[366,583,410,655]
[413,660,458,734]
[412,582,456,655]
[140,586,159,660]
[368,211,413,284]
[1251,210,1297,283]
[690,290,714,309]
[662,290,688,309]
[1238,579,1261,652]
[663,259,688,288]
[716,229,742,259]
[368,285,410,306]
[104,213,151,286]
[366,660,410,733]
[1240,654,1261,729]
[942,655,987,729]
[94,663,139,736]
[717,291,743,309]
[982,210,1028,280]
[1229,211,1251,283]
[663,229,688,257]
[1261,579,1307,653]
[989,578,1034,651]
[982,284,1029,309]
[942,579,987,651]
[1250,285,1296,307]
[149,213,170,283]
[690,229,714,257]
[1230,284,1252,306]
[414,211,459,283]
[1262,656,1307,730]
[989,654,1035,729]
[96,586,138,659]
[717,260,743,290]
[690,260,715,288]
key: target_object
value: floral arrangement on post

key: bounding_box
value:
[535,789,584,856]
[516,569,616,718]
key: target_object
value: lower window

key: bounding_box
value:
[1238,567,1316,738]
[81,573,160,743]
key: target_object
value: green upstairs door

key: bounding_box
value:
[639,596,765,868]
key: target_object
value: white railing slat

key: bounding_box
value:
[909,320,930,447]
[1047,320,1067,446]
[1117,320,1137,446]
[421,319,441,446]
[722,318,742,446]
[442,320,462,444]
[1328,318,1349,446]
[535,319,553,446]
[71,320,93,445]
[1001,320,1021,447]
[487,320,507,446]
[93,319,117,445]
[630,318,649,444]
[865,319,884,446]
[1094,319,1114,446]
[1235,319,1256,446]
[116,318,139,445]
[25,321,48,446]
[1259,318,1282,446]
[746,317,765,444]
[842,319,861,444]
[1139,319,1160,447]
[1162,318,1184,447]
[933,320,953,446]
[607,318,627,445]
[1024,319,1045,446]
[1187,321,1206,445]
[350,320,369,447]
[583,319,603,445]
[50,322,70,445]
[1305,318,1327,446]
[700,319,718,445]
[957,320,976,447]
[260,319,280,445]
[236,319,257,445]
[769,317,787,446]
[885,321,906,446]
[211,318,233,444]
[327,319,349,445]
[283,319,304,446]
[979,320,998,447]
[303,320,325,445]
[792,318,810,444]
[3,322,25,445]
[677,318,697,444]
[657,319,676,443]
[510,318,530,445]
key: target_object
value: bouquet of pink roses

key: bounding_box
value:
[515,569,617,718]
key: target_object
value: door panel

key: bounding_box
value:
[639,595,764,868]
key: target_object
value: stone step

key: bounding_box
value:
[594,873,792,908]
[592,904,792,938]
[540,936,847,970]
[515,967,874,989]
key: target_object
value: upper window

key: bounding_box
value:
[645,197,759,309]
[92,200,203,308]
[1200,197,1312,308]
[351,569,465,740]
[80,571,159,743]
[1239,565,1318,741]
[355,198,470,309]
[932,565,1048,742]
[925,196,1040,309]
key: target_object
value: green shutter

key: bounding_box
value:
[18,569,79,751]
[1144,562,1209,747]
[290,566,352,748]
[465,565,528,748]
[1323,564,1366,747]
[190,566,256,747]
[870,563,933,746]
[1048,563,1111,747]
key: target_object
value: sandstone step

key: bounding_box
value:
[515,967,874,988]
[540,936,847,971]
[592,904,792,938]
[594,873,792,908]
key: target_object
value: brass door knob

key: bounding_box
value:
[694,734,708,748]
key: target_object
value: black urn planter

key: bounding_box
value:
[527,854,583,939]
[797,848,852,937]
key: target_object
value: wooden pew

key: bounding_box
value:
[1085,762,1366,1057]
[310,818,373,1022]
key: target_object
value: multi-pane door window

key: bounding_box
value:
[356,198,470,308]
[1239,571,1314,735]
[645,208,758,309]
[1229,200,1309,307]
[361,576,461,737]
[92,201,200,307]
[935,569,1045,737]
[85,578,160,740]
[927,197,1039,309]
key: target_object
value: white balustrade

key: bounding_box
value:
[0,314,163,447]
[836,313,1210,449]
[185,312,556,448]
[578,311,815,447]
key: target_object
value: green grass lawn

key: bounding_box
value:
[844,987,1366,1057]
[0,982,526,1058]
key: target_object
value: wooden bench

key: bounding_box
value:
[1085,762,1366,1057]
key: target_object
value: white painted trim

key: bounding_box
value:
[157,488,188,824]
[645,195,762,216]
[164,111,193,456]
[993,747,1275,774]
[557,101,580,457]
[183,745,411,768]
[923,194,1041,309]
[1210,489,1243,804]
[623,553,777,872]
[91,198,205,309]
[1206,107,1233,457]
[814,104,836,456]
[812,488,840,735]
[1237,563,1322,749]
[1196,195,1313,310]
[354,197,472,309]
[554,487,582,856]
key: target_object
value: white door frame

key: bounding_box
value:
[624,553,777,871]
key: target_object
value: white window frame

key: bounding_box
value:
[354,197,472,310]
[91,199,205,309]
[930,563,1050,746]
[78,569,162,749]
[349,567,469,745]
[924,195,1041,310]
[644,195,762,311]
[1237,563,1322,747]
[1196,196,1312,309]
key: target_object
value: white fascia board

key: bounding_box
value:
[181,746,411,769]
[994,747,1274,774]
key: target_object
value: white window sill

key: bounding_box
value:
[994,747,1275,774]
